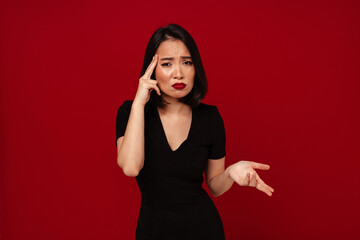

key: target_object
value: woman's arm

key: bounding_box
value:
[206,159,274,197]
[117,102,146,177]
[117,55,161,177]
[205,157,234,197]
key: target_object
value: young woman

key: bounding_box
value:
[115,24,274,240]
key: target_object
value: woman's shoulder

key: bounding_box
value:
[121,99,133,106]
[197,102,220,112]
[196,102,222,118]
[117,99,153,113]
[117,100,133,112]
[196,102,224,130]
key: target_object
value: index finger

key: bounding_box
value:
[143,54,158,79]
[250,161,270,170]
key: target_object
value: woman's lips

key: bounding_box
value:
[172,83,186,90]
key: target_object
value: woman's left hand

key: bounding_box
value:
[226,160,275,196]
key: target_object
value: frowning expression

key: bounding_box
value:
[155,39,195,101]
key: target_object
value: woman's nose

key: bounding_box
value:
[173,64,184,80]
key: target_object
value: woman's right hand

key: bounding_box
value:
[133,54,161,106]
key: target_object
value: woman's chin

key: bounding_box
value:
[160,90,190,100]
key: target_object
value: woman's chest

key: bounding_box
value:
[158,113,192,152]
[144,113,213,177]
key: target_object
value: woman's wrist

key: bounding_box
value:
[224,165,233,180]
[132,100,146,108]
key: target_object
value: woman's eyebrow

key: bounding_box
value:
[159,56,192,60]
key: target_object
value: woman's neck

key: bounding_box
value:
[158,97,191,116]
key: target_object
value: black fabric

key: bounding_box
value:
[115,100,226,240]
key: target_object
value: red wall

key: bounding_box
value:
[1,0,359,239]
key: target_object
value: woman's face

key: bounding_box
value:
[155,39,195,101]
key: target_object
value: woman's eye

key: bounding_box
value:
[184,61,193,65]
[161,63,171,67]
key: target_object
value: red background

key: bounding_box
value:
[1,0,359,239]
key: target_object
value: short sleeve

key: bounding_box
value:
[208,107,226,159]
[115,100,132,146]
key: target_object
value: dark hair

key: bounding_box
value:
[140,23,207,109]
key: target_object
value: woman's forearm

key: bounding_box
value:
[117,102,145,176]
[208,167,234,197]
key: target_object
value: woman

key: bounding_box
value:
[116,24,274,239]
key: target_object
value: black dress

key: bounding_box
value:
[116,100,226,240]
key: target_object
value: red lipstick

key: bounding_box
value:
[172,83,186,90]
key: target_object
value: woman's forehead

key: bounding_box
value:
[156,39,191,58]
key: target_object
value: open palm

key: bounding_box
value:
[227,160,274,196]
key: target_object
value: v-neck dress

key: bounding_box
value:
[116,100,226,240]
